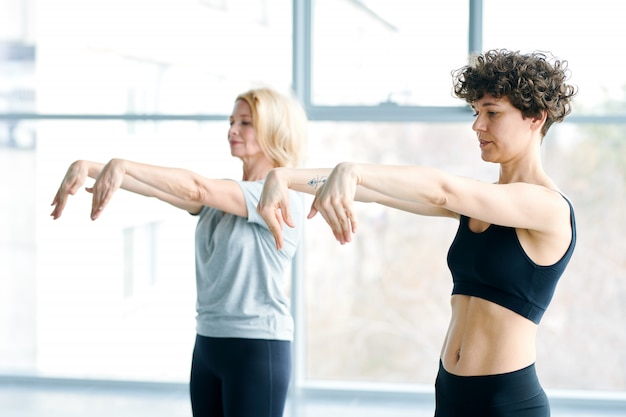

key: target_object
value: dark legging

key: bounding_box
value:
[190,335,291,417]
[435,361,550,417]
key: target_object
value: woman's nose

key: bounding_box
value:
[472,116,484,132]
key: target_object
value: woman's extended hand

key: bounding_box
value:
[50,160,89,220]
[88,158,126,220]
[257,168,295,250]
[309,162,359,244]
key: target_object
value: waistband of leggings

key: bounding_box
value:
[436,360,543,404]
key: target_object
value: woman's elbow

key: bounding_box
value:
[427,187,450,208]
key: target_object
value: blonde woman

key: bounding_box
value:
[52,88,308,417]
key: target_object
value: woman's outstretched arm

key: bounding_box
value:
[309,162,569,245]
[257,166,456,249]
[51,159,247,220]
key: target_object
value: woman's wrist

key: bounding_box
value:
[266,167,289,188]
[336,162,361,186]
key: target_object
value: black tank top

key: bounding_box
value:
[446,196,576,324]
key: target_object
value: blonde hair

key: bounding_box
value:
[236,88,308,168]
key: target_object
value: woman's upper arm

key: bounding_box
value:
[151,177,247,216]
[372,192,458,219]
[354,164,568,231]
[150,190,205,214]
[441,178,569,233]
[193,178,247,217]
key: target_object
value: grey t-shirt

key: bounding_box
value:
[194,180,303,341]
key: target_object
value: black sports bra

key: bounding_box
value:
[446,196,576,324]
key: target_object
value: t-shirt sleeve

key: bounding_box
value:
[237,180,304,248]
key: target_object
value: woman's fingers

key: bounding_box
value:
[271,209,286,250]
[90,180,114,220]
[314,162,359,243]
[90,160,124,220]
[50,190,67,219]
[311,193,356,244]
[50,165,86,219]
[257,195,286,250]
[257,170,296,250]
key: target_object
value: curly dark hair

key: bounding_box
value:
[452,49,577,137]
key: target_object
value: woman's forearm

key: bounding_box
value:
[348,162,450,207]
[270,167,387,204]
[270,167,333,194]
[81,159,168,199]
[115,159,202,201]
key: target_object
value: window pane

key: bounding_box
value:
[304,121,626,391]
[0,146,37,373]
[311,0,469,107]
[0,0,36,147]
[483,0,626,116]
[34,0,292,115]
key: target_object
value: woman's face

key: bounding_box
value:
[228,99,266,164]
[471,94,539,164]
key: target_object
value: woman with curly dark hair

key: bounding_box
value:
[257,49,577,416]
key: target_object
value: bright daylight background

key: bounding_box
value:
[1,0,626,395]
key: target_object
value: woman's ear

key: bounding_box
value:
[530,110,548,131]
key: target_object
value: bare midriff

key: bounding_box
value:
[440,294,538,376]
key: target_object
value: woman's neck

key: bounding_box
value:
[242,160,275,181]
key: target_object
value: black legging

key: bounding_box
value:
[435,360,550,417]
[190,335,291,417]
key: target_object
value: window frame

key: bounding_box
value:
[291,0,483,122]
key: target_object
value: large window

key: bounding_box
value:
[1,0,625,397]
